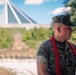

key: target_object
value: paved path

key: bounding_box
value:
[0,59,37,75]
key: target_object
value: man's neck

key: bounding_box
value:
[54,35,66,42]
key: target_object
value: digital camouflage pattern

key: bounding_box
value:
[36,39,76,75]
[52,14,76,26]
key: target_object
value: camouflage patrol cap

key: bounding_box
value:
[52,14,76,26]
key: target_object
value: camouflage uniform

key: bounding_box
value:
[36,39,76,75]
[37,13,76,75]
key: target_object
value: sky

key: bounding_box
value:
[0,0,71,24]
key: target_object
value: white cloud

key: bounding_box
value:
[44,0,57,1]
[48,7,72,15]
[25,0,57,5]
[25,0,44,4]
[52,0,57,1]
[0,0,5,5]
[53,7,65,15]
[44,0,48,1]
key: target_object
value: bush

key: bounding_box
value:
[22,27,53,49]
[0,29,13,49]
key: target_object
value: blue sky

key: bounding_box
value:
[0,0,71,24]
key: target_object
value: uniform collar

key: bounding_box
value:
[54,39,70,50]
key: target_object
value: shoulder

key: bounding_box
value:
[68,41,76,49]
[37,39,53,56]
[38,39,52,51]
[36,40,53,64]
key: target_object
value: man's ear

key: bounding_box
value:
[57,27,61,33]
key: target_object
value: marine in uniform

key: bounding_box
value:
[36,14,76,75]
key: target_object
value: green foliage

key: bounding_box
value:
[0,28,13,49]
[64,0,76,44]
[0,27,76,49]
[30,28,49,41]
[7,28,26,34]
[22,27,53,49]
[65,0,76,23]
[22,30,33,41]
[31,28,40,40]
[24,40,42,49]
[69,27,76,44]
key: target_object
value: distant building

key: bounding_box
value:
[0,0,50,29]
[0,0,36,24]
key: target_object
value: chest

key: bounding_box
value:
[49,47,76,66]
[48,47,76,75]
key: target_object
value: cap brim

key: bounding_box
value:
[69,22,76,26]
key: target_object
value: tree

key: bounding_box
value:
[64,0,76,44]
[65,0,76,23]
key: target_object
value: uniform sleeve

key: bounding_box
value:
[36,42,49,64]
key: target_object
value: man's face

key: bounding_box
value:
[60,25,73,40]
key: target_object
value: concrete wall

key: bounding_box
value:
[0,24,51,30]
